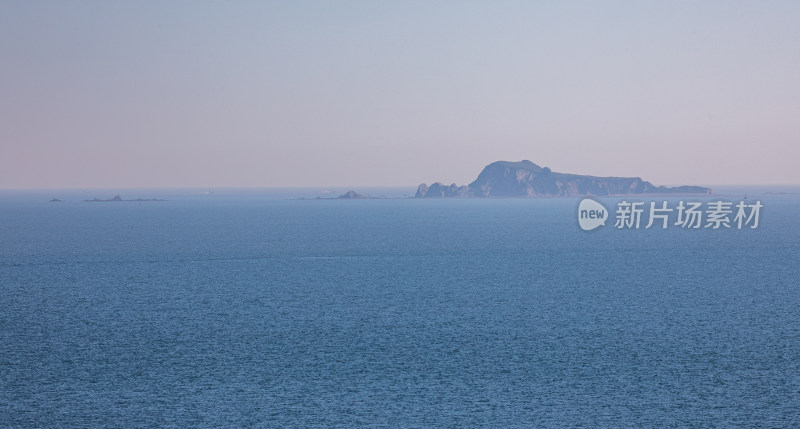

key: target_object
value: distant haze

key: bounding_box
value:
[1,1,799,189]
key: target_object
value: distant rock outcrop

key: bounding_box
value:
[49,198,64,203]
[83,195,165,202]
[416,160,711,198]
[337,190,368,199]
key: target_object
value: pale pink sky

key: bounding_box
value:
[1,1,799,189]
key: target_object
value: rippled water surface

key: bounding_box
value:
[1,189,799,427]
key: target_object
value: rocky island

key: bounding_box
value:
[416,160,711,198]
[337,190,369,199]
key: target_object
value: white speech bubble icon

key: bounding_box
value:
[578,198,608,231]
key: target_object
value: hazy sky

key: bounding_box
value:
[1,1,799,188]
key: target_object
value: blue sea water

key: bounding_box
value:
[1,188,799,427]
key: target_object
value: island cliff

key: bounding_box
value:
[416,160,711,198]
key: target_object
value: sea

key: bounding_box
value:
[1,186,799,427]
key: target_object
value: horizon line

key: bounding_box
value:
[2,183,800,192]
